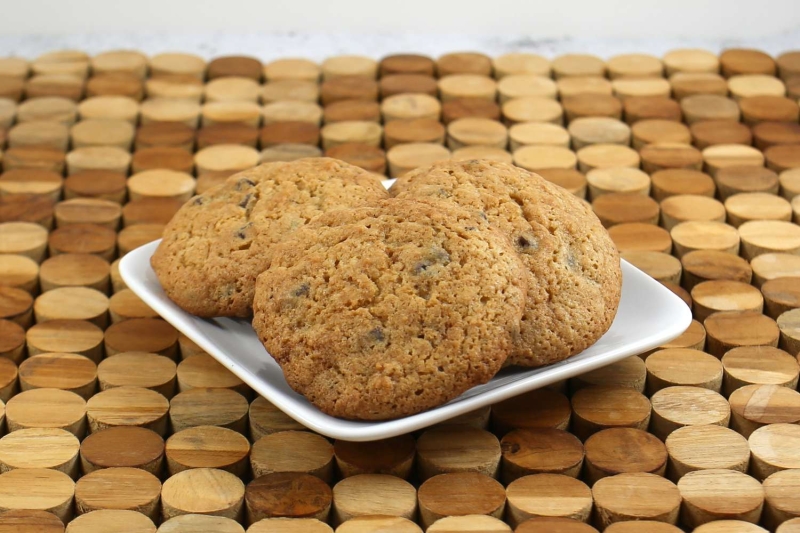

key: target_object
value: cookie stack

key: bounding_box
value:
[152,157,621,420]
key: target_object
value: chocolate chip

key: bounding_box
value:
[191,196,205,206]
[234,222,253,239]
[236,178,256,191]
[238,194,253,208]
[516,234,539,253]
[413,247,451,274]
[293,283,310,297]
[368,327,385,342]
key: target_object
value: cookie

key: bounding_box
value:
[252,198,528,420]
[391,159,621,367]
[151,158,389,317]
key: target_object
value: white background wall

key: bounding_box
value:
[1,0,798,38]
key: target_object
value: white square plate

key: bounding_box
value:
[121,239,691,441]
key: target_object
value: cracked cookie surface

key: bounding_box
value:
[252,198,528,420]
[391,159,621,367]
[151,158,389,317]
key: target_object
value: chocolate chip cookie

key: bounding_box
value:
[252,198,528,420]
[151,158,389,317]
[391,159,621,367]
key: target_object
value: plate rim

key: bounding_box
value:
[121,239,692,441]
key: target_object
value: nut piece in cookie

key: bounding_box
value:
[151,158,389,317]
[252,198,528,420]
[392,159,621,367]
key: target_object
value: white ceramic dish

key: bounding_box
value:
[121,239,691,441]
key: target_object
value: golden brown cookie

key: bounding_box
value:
[252,198,527,420]
[151,158,389,317]
[392,160,621,367]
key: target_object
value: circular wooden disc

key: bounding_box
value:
[607,53,663,79]
[681,95,740,125]
[135,122,195,151]
[64,170,127,203]
[583,427,667,485]
[78,96,139,124]
[702,144,765,180]
[150,53,206,80]
[762,277,800,318]
[493,53,550,78]
[122,198,183,227]
[259,122,319,148]
[763,469,800,530]
[0,286,33,327]
[386,143,451,178]
[331,474,416,526]
[645,348,723,394]
[613,79,671,101]
[264,58,320,82]
[197,123,259,149]
[664,49,720,75]
[6,388,86,437]
[739,220,800,259]
[415,427,499,481]
[139,98,200,128]
[320,76,378,105]
[259,144,323,164]
[64,509,156,533]
[619,251,682,284]
[108,290,158,323]
[251,431,333,483]
[333,434,415,479]
[380,54,435,76]
[0,427,79,476]
[722,345,799,397]
[0,169,63,202]
[508,123,570,150]
[2,147,66,176]
[85,387,169,436]
[379,74,438,98]
[320,121,382,150]
[145,76,204,103]
[730,384,800,439]
[79,426,164,474]
[765,144,800,174]
[262,101,322,125]
[608,223,672,253]
[690,121,753,152]
[17,97,77,125]
[19,353,97,399]
[592,193,660,227]
[204,77,261,103]
[417,472,505,529]
[441,98,500,125]
[562,94,622,122]
[650,386,730,440]
[501,97,563,125]
[513,146,577,172]
[0,251,40,293]
[0,468,75,522]
[385,118,445,148]
[690,279,763,322]
[170,388,248,434]
[500,428,584,483]
[586,168,650,200]
[650,169,716,202]
[591,473,680,528]
[557,76,613,98]
[568,117,630,149]
[516,517,599,533]
[26,319,104,361]
[623,96,682,124]
[127,170,195,203]
[552,54,606,79]
[536,168,588,198]
[577,144,639,173]
[720,48,776,77]
[9,121,70,151]
[436,52,492,77]
[505,473,592,527]
[66,146,131,176]
[86,73,144,101]
[778,308,800,356]
[104,318,177,358]
[249,396,305,441]
[677,469,764,527]
[497,75,557,103]
[659,319,706,352]
[670,220,740,258]
[158,514,245,533]
[324,144,386,174]
[753,122,800,149]
[0,221,49,261]
[631,119,691,149]
[641,143,703,174]
[571,356,647,393]
[705,310,779,357]
[131,147,194,174]
[75,466,160,520]
[321,55,377,80]
[0,509,65,533]
[70,119,134,150]
[751,253,800,287]
[202,101,262,128]
[177,353,247,394]
[166,425,250,476]
[725,192,792,228]
[665,424,750,481]
[33,286,109,327]
[570,386,651,440]
[491,389,571,436]
[741,96,799,126]
[716,166,780,200]
[446,118,506,149]
[54,198,121,230]
[97,352,176,397]
[245,472,332,524]
[0,319,25,363]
